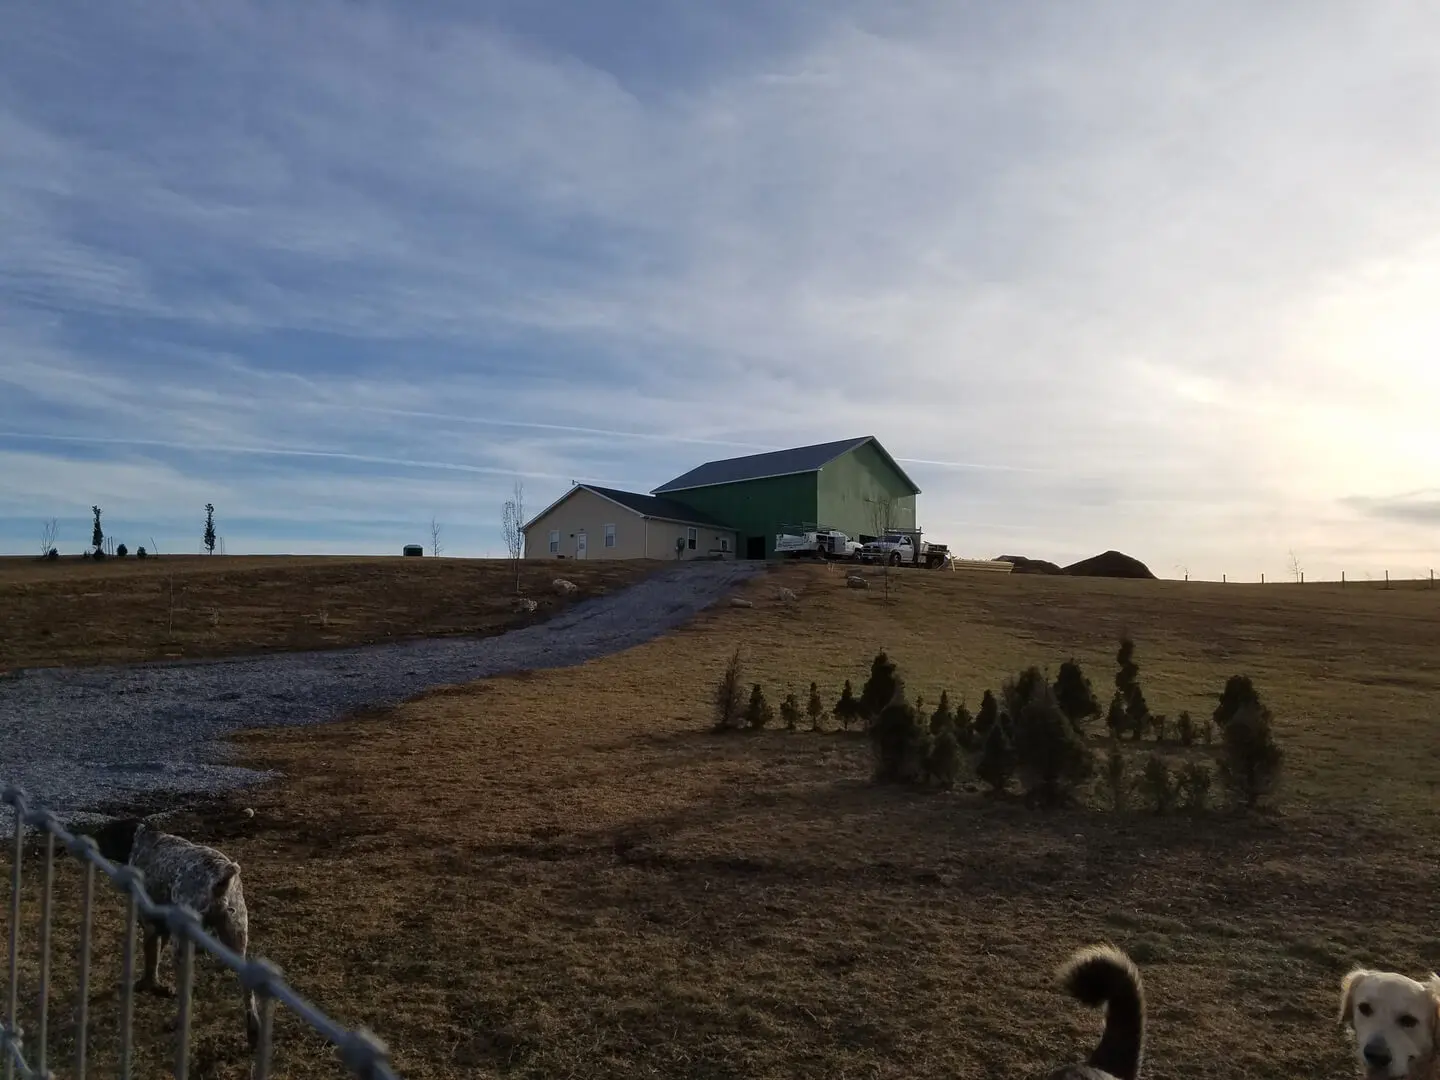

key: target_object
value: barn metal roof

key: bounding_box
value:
[583,485,735,528]
[652,436,920,495]
[521,483,735,532]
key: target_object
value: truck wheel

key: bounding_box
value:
[889,552,901,567]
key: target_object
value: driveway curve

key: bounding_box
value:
[1,560,762,829]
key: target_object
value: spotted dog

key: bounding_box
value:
[93,818,260,1049]
[1043,944,1146,1080]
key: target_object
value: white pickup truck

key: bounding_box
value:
[774,525,864,560]
[858,533,951,569]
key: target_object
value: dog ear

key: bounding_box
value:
[212,864,239,899]
[1339,969,1369,1026]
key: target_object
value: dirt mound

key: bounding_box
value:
[995,555,1065,575]
[1063,550,1156,579]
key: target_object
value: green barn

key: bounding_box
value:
[651,435,920,559]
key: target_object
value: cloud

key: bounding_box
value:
[1,0,1438,577]
[1344,492,1440,527]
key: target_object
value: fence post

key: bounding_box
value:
[1261,573,1265,584]
[1222,573,1226,583]
[5,797,21,1080]
[1386,569,1391,590]
[73,835,97,1079]
[1342,570,1345,586]
[34,827,54,1077]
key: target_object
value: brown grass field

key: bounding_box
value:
[9,559,1440,1079]
[0,555,654,670]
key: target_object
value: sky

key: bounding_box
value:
[2,0,1437,580]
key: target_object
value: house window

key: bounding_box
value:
[687,527,697,551]
[721,537,730,552]
[604,524,616,548]
[548,530,560,554]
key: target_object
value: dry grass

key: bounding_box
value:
[10,563,1440,1078]
[0,555,657,671]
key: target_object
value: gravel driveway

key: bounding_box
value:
[1,560,762,830]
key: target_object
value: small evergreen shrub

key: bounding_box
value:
[1105,691,1127,740]
[780,692,802,732]
[974,716,1017,795]
[834,680,861,730]
[136,547,148,559]
[1115,637,1150,740]
[744,683,775,731]
[871,700,928,784]
[1054,659,1101,729]
[859,651,905,728]
[713,649,746,731]
[1138,753,1178,815]
[1213,674,1263,730]
[1179,760,1213,813]
[1175,711,1196,747]
[953,700,975,750]
[929,691,955,736]
[115,543,128,557]
[1219,701,1284,810]
[1009,677,1093,807]
[973,690,1000,741]
[926,726,963,789]
[1104,745,1129,811]
[806,682,825,731]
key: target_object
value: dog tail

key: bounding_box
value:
[1058,944,1144,1080]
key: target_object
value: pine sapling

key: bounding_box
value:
[1105,691,1127,740]
[806,681,825,731]
[713,648,746,732]
[974,717,1016,796]
[1179,760,1213,813]
[1104,745,1129,811]
[1139,753,1178,815]
[974,689,1000,741]
[780,692,802,732]
[744,683,775,731]
[926,726,963,789]
[929,690,956,736]
[1175,710,1196,747]
[1054,658,1101,730]
[859,650,905,728]
[953,699,975,750]
[834,679,861,731]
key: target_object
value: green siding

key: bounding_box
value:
[817,441,918,540]
[665,473,818,559]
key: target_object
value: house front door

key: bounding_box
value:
[576,531,588,559]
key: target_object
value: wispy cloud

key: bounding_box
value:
[2,0,1438,577]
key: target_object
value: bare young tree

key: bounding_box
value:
[430,516,444,558]
[867,494,897,602]
[502,480,525,593]
[39,517,58,558]
[1287,549,1303,583]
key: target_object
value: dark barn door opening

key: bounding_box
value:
[745,536,766,560]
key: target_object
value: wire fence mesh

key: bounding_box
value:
[2,784,401,1079]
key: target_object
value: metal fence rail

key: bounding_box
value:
[2,785,401,1079]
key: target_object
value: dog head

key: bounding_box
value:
[91,817,147,866]
[1340,968,1440,1080]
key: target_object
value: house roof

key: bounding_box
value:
[652,435,921,495]
[521,483,735,533]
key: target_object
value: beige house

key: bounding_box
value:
[521,484,739,561]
